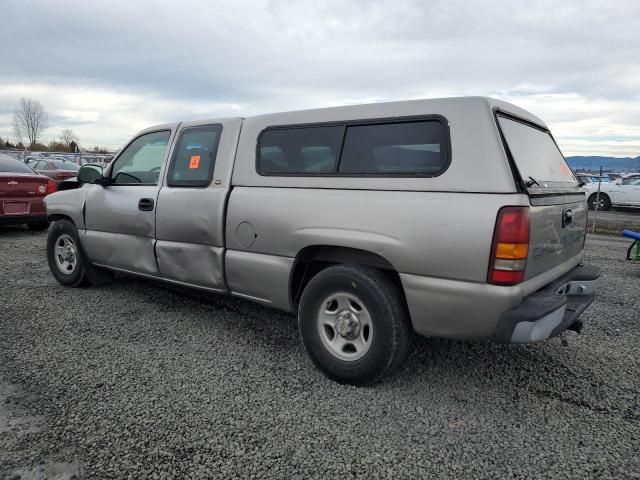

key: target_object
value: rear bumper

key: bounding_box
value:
[494,265,601,343]
[1,197,46,217]
[400,257,599,342]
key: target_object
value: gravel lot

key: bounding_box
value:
[1,227,639,479]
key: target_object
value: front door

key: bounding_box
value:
[82,129,174,275]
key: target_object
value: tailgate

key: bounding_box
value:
[527,193,587,279]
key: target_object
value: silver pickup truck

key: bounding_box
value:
[44,97,600,384]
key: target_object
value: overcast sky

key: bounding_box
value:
[1,0,639,156]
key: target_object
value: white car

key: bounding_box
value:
[587,174,640,210]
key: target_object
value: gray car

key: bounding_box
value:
[44,97,600,384]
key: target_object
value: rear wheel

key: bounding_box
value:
[588,193,611,211]
[298,264,410,385]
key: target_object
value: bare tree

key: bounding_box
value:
[13,97,48,147]
[59,129,78,150]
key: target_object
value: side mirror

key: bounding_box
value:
[77,164,106,184]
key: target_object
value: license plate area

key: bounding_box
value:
[3,202,29,215]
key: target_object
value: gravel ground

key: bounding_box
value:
[0,227,639,479]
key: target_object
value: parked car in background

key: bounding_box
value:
[587,173,640,210]
[44,97,600,384]
[0,154,57,230]
[29,159,80,182]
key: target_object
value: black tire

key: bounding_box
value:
[298,264,411,385]
[27,220,49,231]
[588,193,611,211]
[47,219,114,287]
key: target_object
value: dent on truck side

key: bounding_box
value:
[44,186,89,229]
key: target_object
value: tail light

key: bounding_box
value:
[488,206,530,285]
[46,179,57,195]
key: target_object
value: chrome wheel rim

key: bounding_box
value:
[54,234,78,274]
[317,292,373,361]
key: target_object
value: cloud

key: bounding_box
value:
[0,0,638,156]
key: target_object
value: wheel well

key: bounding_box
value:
[589,192,610,200]
[289,245,405,307]
[48,214,75,225]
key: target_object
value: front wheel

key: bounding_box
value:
[47,219,90,287]
[298,264,411,385]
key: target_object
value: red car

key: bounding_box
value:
[29,158,80,182]
[0,155,57,230]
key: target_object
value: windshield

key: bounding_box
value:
[498,115,577,186]
[0,157,35,173]
[52,161,80,171]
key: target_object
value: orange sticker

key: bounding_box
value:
[189,155,201,169]
[560,162,572,178]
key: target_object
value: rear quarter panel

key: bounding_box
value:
[226,187,529,282]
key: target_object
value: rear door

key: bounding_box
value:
[154,118,242,291]
[82,128,174,275]
[497,114,586,279]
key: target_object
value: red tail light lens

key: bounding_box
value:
[488,206,530,285]
[46,179,57,195]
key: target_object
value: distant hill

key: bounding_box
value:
[566,156,640,172]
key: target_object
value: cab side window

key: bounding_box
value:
[167,125,222,187]
[111,131,170,185]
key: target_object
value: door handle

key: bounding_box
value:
[138,198,154,211]
[562,209,573,227]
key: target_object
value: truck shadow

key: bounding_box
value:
[104,274,623,418]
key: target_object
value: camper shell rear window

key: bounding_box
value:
[496,113,577,188]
